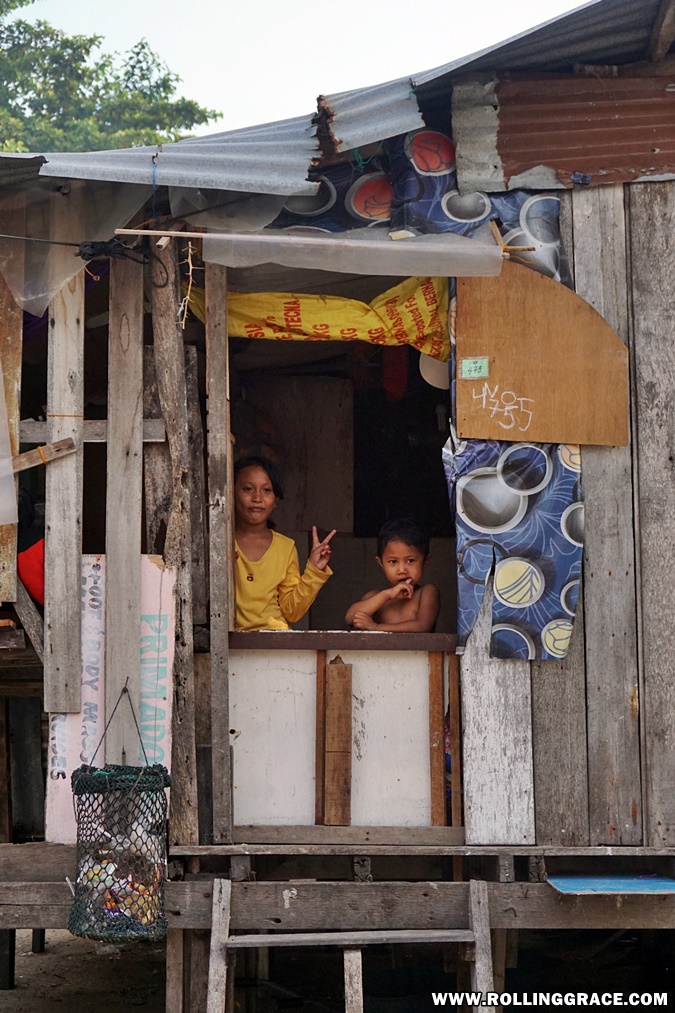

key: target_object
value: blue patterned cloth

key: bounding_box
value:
[443,434,583,660]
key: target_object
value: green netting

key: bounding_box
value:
[68,763,171,941]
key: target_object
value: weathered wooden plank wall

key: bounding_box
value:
[530,192,590,847]
[571,184,641,846]
[105,257,144,763]
[628,180,675,847]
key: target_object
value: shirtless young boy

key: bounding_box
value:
[345,518,440,633]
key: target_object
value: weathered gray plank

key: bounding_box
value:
[20,419,165,443]
[628,181,675,846]
[166,929,185,1013]
[572,183,642,845]
[205,263,233,844]
[143,346,172,555]
[469,880,494,1008]
[530,194,589,846]
[343,948,364,1013]
[4,880,675,932]
[44,269,84,714]
[14,581,44,663]
[531,596,589,846]
[151,241,199,847]
[227,930,472,947]
[186,346,208,625]
[461,589,535,844]
[207,878,231,1013]
[0,194,23,602]
[105,256,144,764]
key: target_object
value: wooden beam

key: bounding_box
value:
[324,656,352,826]
[469,880,495,1007]
[428,651,445,826]
[0,194,23,603]
[20,419,165,444]
[315,649,327,825]
[186,346,208,626]
[229,631,457,652]
[105,256,144,765]
[166,929,185,1013]
[448,652,463,830]
[12,439,75,473]
[343,948,364,1013]
[571,184,641,846]
[648,0,675,61]
[4,880,675,932]
[206,878,232,1013]
[628,182,675,847]
[44,269,84,714]
[151,241,199,848]
[205,262,233,844]
[13,581,43,663]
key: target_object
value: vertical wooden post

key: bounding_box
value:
[0,192,24,602]
[143,346,172,555]
[166,928,185,1013]
[150,241,198,847]
[448,652,463,829]
[343,948,364,1013]
[186,346,209,626]
[324,655,352,826]
[572,184,641,846]
[0,698,14,990]
[205,263,233,844]
[469,879,495,1010]
[44,266,84,714]
[629,181,675,847]
[461,591,535,845]
[207,879,232,1013]
[428,651,445,826]
[105,257,144,764]
[315,649,327,825]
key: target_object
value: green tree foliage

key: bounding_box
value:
[0,0,219,151]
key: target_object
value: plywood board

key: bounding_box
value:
[456,260,629,446]
[45,555,176,844]
[229,648,434,827]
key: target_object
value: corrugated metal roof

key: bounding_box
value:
[2,114,321,196]
[453,73,675,191]
[316,78,424,153]
[0,0,669,197]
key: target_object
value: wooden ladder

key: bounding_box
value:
[205,879,495,1013]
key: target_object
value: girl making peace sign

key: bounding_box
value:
[233,455,336,631]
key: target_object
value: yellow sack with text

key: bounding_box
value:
[188,276,449,361]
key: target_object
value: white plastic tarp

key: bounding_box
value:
[202,228,503,278]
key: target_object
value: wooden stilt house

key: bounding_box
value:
[1,0,675,1009]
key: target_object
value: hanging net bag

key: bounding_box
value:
[68,688,171,941]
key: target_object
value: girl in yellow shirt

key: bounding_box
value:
[234,456,336,630]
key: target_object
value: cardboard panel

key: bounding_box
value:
[456,261,629,446]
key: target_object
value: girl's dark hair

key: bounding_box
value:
[377,517,429,558]
[234,455,284,500]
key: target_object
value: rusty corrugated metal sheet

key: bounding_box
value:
[453,74,675,192]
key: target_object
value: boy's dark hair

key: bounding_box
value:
[377,517,429,558]
[234,455,284,500]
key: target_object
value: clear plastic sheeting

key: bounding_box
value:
[0,358,17,526]
[169,186,286,232]
[0,177,150,317]
[202,227,503,278]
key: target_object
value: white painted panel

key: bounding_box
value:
[229,650,316,825]
[344,651,431,827]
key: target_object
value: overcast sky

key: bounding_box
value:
[21,0,589,134]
